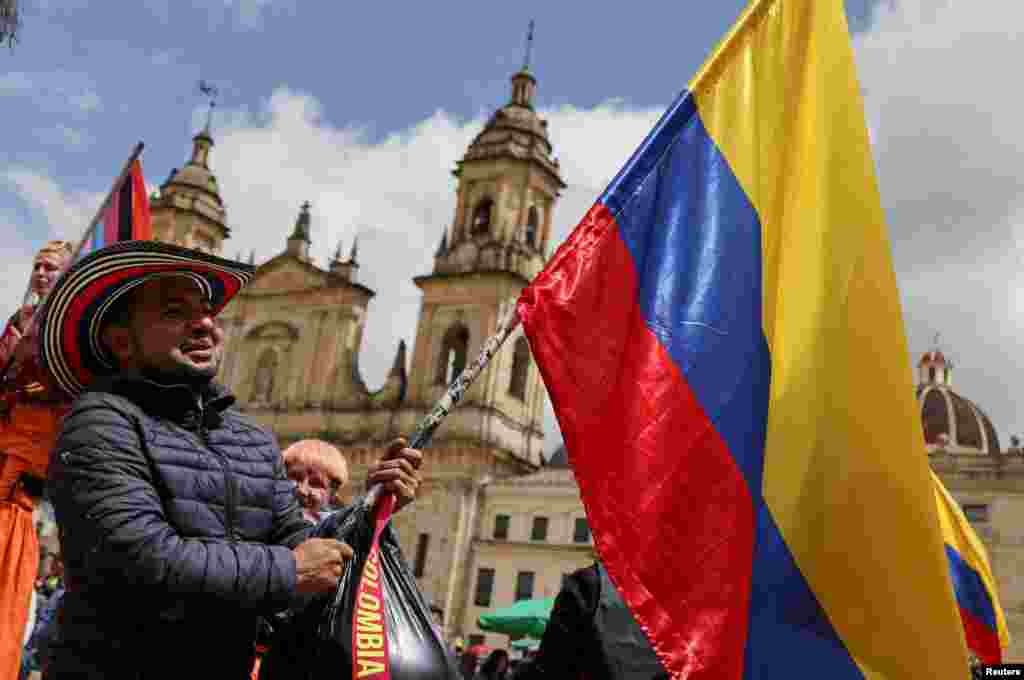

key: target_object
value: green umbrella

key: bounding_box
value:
[510,637,540,650]
[477,597,556,638]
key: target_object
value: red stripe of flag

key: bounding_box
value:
[130,160,153,240]
[102,188,119,244]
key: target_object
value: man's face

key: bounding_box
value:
[116,278,224,382]
[31,253,66,297]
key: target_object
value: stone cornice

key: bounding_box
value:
[151,199,230,236]
[398,402,544,439]
[244,254,376,299]
[489,469,576,488]
[473,538,594,555]
[243,401,544,441]
[413,268,531,290]
[929,452,1024,484]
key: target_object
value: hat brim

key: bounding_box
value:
[38,240,255,398]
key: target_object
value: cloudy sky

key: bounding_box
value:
[2,0,1020,455]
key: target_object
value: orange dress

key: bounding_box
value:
[0,310,67,680]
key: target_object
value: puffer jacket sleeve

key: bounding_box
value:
[50,393,298,612]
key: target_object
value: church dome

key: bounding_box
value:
[166,164,220,197]
[915,350,1000,455]
[150,126,229,249]
[460,69,562,182]
[160,129,223,207]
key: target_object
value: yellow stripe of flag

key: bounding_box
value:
[692,1,969,677]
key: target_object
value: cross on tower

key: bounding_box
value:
[523,19,535,71]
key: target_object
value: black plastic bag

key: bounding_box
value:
[261,494,460,680]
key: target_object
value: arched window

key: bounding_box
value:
[252,348,278,403]
[436,324,470,385]
[525,206,539,247]
[929,367,936,383]
[471,198,493,235]
[509,337,530,400]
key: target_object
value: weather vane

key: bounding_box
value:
[197,80,219,131]
[523,19,535,71]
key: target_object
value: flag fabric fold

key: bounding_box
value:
[932,471,1010,664]
[517,0,973,678]
[77,158,152,260]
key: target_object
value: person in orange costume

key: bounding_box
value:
[0,240,73,680]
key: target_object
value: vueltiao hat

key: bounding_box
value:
[37,240,255,398]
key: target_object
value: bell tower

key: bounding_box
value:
[150,121,230,255]
[406,28,564,472]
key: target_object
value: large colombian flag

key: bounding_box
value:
[77,159,152,260]
[932,471,1010,664]
[517,1,972,678]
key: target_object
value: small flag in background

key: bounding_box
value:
[517,0,972,678]
[78,159,152,260]
[932,471,1010,664]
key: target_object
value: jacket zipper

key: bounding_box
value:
[198,397,238,543]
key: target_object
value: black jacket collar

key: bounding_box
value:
[86,371,235,427]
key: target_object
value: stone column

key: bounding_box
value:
[220,317,247,395]
[311,309,342,407]
[454,185,469,243]
[304,309,330,406]
[445,475,490,636]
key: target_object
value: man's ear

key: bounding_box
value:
[101,325,133,365]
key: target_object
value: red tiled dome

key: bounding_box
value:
[918,350,947,366]
[916,384,1000,455]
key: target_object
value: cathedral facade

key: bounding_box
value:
[149,64,592,644]
[145,66,1024,657]
[916,351,1024,661]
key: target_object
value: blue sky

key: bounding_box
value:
[1,1,875,200]
[5,0,1024,454]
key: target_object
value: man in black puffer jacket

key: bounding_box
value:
[39,243,423,679]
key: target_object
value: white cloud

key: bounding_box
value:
[0,217,36,319]
[0,87,659,453]
[853,0,1024,439]
[0,71,102,117]
[5,0,1022,450]
[178,90,650,447]
[0,175,101,323]
[2,171,104,242]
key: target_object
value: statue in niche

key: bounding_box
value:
[252,348,278,404]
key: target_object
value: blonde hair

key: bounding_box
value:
[35,240,74,260]
[282,439,349,504]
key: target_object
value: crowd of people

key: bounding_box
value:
[18,548,65,679]
[0,238,678,680]
[0,241,422,679]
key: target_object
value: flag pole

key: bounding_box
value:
[4,141,145,384]
[63,141,146,274]
[362,298,524,510]
[20,141,145,308]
